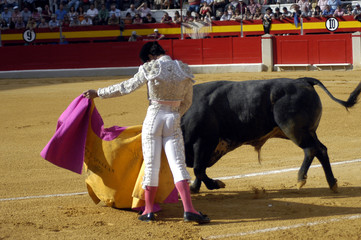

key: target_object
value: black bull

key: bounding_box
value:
[181,78,361,193]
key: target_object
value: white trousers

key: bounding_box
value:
[141,103,191,189]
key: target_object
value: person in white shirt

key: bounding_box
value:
[86,4,98,23]
[126,3,138,17]
[81,14,93,25]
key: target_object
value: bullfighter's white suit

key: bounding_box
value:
[97,55,194,189]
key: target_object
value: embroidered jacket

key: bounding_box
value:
[97,55,195,116]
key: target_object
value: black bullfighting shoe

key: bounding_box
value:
[184,212,210,224]
[138,212,156,222]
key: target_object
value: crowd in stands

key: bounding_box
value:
[0,0,360,30]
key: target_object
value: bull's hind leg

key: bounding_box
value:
[286,130,338,192]
[190,138,225,193]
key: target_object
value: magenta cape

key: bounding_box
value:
[41,95,178,209]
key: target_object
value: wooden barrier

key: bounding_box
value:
[0,33,354,72]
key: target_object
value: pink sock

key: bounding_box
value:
[175,180,198,214]
[143,186,158,215]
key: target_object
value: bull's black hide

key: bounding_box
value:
[181,78,361,193]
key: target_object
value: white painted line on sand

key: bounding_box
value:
[0,192,88,202]
[215,158,361,181]
[0,158,360,202]
[205,214,361,239]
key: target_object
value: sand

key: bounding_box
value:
[1,70,361,240]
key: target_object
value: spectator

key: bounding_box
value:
[301,6,312,17]
[200,1,212,18]
[194,11,202,21]
[26,17,37,29]
[273,7,281,19]
[21,7,32,25]
[105,0,120,10]
[143,12,156,23]
[173,10,182,23]
[108,13,120,25]
[253,7,263,19]
[81,14,92,25]
[77,6,85,22]
[231,8,242,20]
[3,0,17,9]
[109,4,121,19]
[243,8,253,20]
[81,0,91,11]
[214,9,223,20]
[154,0,163,9]
[14,16,25,29]
[1,6,11,25]
[213,0,226,14]
[312,5,322,17]
[0,17,9,30]
[48,14,59,28]
[321,5,333,17]
[126,4,138,18]
[353,3,361,20]
[188,0,201,14]
[327,0,341,14]
[147,28,164,40]
[128,30,140,41]
[184,10,194,22]
[123,12,132,24]
[281,6,292,18]
[226,4,234,16]
[55,4,67,21]
[62,14,71,26]
[203,11,214,22]
[41,4,52,22]
[238,0,247,15]
[31,8,41,23]
[68,0,81,11]
[317,0,328,11]
[247,0,261,16]
[132,13,143,23]
[137,2,151,18]
[333,4,344,17]
[226,0,239,12]
[69,14,81,26]
[162,0,171,9]
[344,4,353,16]
[86,4,98,24]
[68,6,78,21]
[297,0,311,14]
[160,11,172,23]
[263,7,272,34]
[220,10,231,20]
[11,6,21,24]
[98,4,109,25]
[23,0,35,11]
[38,17,49,28]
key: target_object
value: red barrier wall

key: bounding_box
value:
[0,37,262,71]
[0,34,353,71]
[273,34,352,64]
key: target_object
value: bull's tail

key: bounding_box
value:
[301,77,361,109]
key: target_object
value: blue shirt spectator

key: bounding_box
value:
[1,7,12,24]
[327,0,341,13]
[55,4,67,21]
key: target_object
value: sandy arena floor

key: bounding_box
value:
[1,71,361,240]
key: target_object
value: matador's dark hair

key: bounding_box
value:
[139,41,166,63]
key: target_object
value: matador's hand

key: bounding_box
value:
[83,89,98,99]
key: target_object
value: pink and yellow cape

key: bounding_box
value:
[41,95,178,209]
